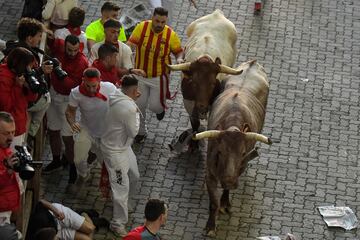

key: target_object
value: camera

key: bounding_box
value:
[24,69,48,94]
[13,145,35,180]
[47,58,68,80]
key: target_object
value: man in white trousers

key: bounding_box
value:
[127,7,184,143]
[65,68,117,192]
[100,75,141,237]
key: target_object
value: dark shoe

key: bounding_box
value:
[156,111,165,120]
[87,151,97,165]
[68,163,77,184]
[42,160,62,174]
[134,134,147,144]
[61,155,69,169]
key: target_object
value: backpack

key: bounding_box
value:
[21,0,45,21]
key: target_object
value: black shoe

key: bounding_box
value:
[61,155,69,169]
[156,111,165,120]
[87,151,97,165]
[68,163,77,184]
[42,160,63,174]
[134,134,147,144]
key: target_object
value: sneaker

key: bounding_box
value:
[87,151,97,165]
[156,111,165,120]
[109,224,127,237]
[42,160,62,174]
[61,155,69,169]
[134,134,147,144]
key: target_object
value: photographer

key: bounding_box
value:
[0,112,20,240]
[43,35,89,189]
[0,48,39,147]
[2,17,52,142]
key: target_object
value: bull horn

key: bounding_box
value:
[192,130,222,140]
[166,62,191,71]
[219,65,243,75]
[244,132,272,145]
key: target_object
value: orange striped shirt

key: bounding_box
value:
[128,20,183,78]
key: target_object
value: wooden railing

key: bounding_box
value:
[16,31,48,238]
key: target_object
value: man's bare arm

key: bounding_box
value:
[65,105,81,133]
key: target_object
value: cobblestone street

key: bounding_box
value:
[1,0,360,239]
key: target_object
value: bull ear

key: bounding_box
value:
[242,123,251,133]
[215,57,221,65]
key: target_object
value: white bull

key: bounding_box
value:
[167,10,241,137]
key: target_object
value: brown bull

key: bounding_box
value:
[193,60,272,236]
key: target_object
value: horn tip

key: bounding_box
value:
[267,138,273,145]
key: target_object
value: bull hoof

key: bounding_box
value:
[219,206,231,214]
[206,230,216,237]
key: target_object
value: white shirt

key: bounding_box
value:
[68,82,117,138]
[101,89,140,153]
[42,0,78,26]
[54,28,88,55]
[90,40,133,69]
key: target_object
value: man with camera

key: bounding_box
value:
[0,111,21,239]
[43,35,89,189]
[0,47,40,148]
[2,17,53,144]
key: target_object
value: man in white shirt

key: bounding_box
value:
[65,68,117,192]
[100,75,141,237]
[90,19,132,68]
[54,7,88,55]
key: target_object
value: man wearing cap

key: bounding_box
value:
[90,19,145,82]
[127,7,184,143]
[65,68,117,192]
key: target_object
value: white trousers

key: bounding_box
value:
[47,87,73,136]
[101,147,139,227]
[136,76,165,135]
[73,127,102,178]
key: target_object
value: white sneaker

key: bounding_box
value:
[109,224,127,237]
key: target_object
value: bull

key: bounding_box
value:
[193,60,272,236]
[167,9,242,133]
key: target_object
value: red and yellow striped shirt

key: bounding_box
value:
[128,20,183,78]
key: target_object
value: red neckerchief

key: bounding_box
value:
[67,26,81,36]
[79,81,107,101]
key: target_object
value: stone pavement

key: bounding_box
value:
[1,0,360,239]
